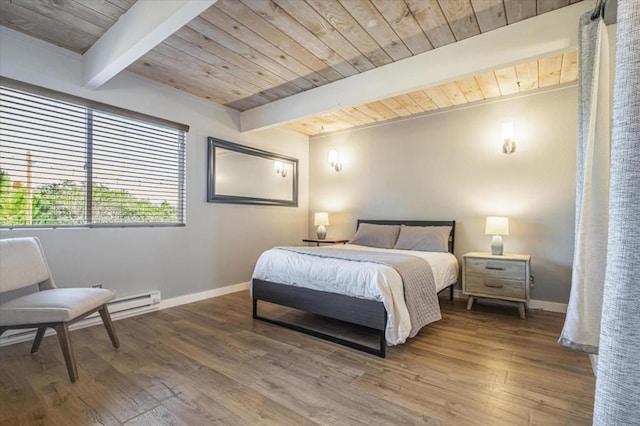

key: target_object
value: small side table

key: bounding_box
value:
[463,252,531,319]
[302,239,349,246]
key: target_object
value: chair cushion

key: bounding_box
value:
[0,237,51,293]
[0,288,116,326]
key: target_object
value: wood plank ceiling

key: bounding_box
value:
[284,50,579,135]
[0,0,582,136]
[0,0,136,53]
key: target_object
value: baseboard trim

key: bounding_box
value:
[0,281,250,347]
[452,289,567,313]
[159,281,250,310]
[589,354,598,376]
[527,299,567,313]
[163,285,567,314]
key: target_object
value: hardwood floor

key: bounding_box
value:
[0,291,595,425]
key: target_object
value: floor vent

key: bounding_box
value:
[0,290,161,347]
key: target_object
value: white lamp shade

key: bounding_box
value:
[485,216,509,235]
[314,212,329,226]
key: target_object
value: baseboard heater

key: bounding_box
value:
[0,290,161,347]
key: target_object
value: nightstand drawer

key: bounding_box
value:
[464,275,526,300]
[465,257,526,280]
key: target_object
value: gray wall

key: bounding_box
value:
[309,87,578,303]
[0,28,309,300]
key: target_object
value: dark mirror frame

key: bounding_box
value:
[207,137,299,207]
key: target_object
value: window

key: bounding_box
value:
[0,80,187,228]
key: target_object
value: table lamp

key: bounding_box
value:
[314,212,329,240]
[485,216,509,255]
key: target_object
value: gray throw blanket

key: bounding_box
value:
[275,247,441,338]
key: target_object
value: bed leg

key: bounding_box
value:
[252,298,258,319]
[450,285,454,301]
[379,312,387,358]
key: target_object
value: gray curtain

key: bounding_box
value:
[593,0,640,424]
[559,11,611,353]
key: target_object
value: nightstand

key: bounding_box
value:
[302,239,349,246]
[463,252,531,319]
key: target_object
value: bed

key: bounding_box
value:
[251,220,457,357]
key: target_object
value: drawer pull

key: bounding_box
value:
[485,282,504,288]
[485,266,506,271]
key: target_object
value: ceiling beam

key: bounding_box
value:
[82,0,217,89]
[240,1,591,132]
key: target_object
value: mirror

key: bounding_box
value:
[207,137,298,206]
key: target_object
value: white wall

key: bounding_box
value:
[0,27,309,300]
[309,87,578,303]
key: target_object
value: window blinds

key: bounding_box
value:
[0,85,186,227]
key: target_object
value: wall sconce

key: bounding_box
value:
[314,212,329,239]
[485,216,509,255]
[328,150,343,172]
[502,122,516,154]
[274,161,287,177]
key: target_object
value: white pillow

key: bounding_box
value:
[393,225,451,252]
[349,223,400,249]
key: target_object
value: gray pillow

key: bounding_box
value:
[349,223,400,249]
[393,225,452,252]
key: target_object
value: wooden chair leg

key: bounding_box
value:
[31,327,47,354]
[54,323,78,382]
[98,305,120,349]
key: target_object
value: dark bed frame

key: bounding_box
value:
[252,220,456,358]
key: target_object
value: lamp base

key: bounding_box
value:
[491,235,504,255]
[316,225,327,240]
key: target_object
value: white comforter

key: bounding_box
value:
[252,244,459,345]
